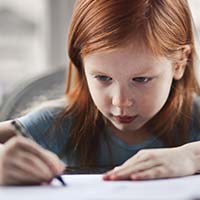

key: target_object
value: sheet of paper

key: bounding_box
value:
[0,174,200,200]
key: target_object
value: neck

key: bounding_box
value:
[107,123,153,145]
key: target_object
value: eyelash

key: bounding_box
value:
[94,75,112,82]
[132,77,153,84]
[94,75,153,84]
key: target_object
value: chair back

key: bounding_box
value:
[0,67,66,121]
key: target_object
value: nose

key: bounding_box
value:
[112,86,133,108]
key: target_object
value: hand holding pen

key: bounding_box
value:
[0,120,66,186]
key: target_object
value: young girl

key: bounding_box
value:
[0,0,200,185]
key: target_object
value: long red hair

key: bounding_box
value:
[61,0,200,166]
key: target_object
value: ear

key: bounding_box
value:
[173,45,191,80]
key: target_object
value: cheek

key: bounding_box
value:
[137,79,173,117]
[87,83,109,110]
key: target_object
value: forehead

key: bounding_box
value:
[83,45,171,74]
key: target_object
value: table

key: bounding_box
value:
[1,174,200,200]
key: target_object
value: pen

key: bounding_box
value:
[11,120,67,186]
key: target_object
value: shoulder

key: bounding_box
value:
[16,98,73,153]
[17,99,66,129]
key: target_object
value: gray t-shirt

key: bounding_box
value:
[17,97,200,166]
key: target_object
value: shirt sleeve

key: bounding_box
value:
[17,104,72,155]
[189,95,200,141]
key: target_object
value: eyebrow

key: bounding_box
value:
[89,67,158,77]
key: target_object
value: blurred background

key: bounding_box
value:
[0,0,199,114]
[0,0,74,109]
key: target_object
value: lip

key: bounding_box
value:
[113,115,137,124]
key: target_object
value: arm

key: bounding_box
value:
[0,121,65,185]
[103,141,200,180]
[181,141,200,173]
[0,104,66,185]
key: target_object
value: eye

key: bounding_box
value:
[132,77,152,84]
[95,75,112,82]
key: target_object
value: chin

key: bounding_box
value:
[112,122,144,132]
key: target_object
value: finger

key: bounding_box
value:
[117,162,160,180]
[3,152,54,185]
[103,165,122,180]
[122,149,158,167]
[4,168,46,185]
[8,136,65,175]
[104,166,119,176]
[25,140,65,174]
[43,149,66,174]
[105,150,157,178]
[104,151,154,178]
[4,166,53,186]
[1,160,44,185]
[104,160,160,180]
[130,165,166,180]
[14,151,54,181]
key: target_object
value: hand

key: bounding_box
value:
[103,146,196,181]
[0,136,65,185]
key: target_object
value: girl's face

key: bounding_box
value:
[84,45,176,134]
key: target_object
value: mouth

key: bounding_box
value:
[113,115,137,124]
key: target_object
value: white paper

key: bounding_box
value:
[0,174,200,200]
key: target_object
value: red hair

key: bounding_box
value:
[61,0,200,166]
